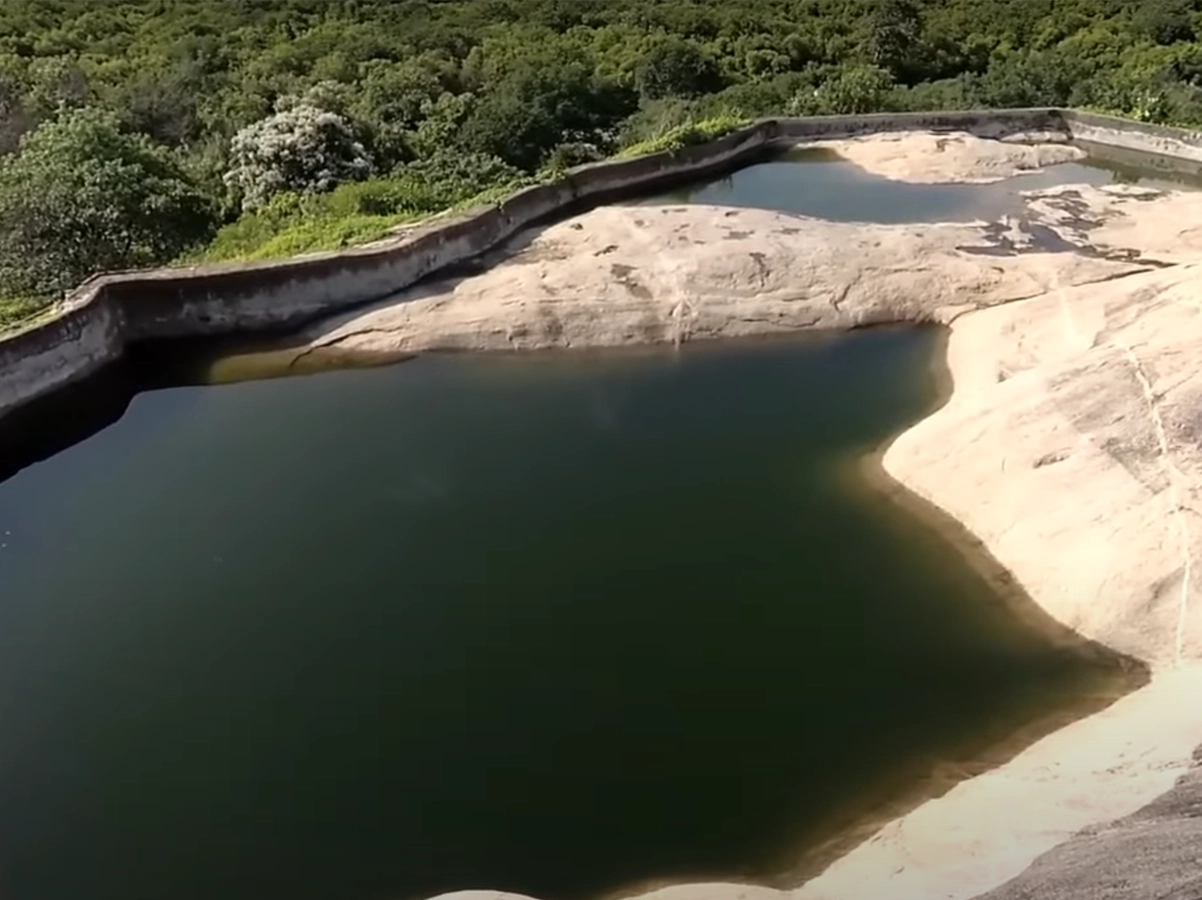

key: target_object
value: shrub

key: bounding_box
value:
[890,76,977,112]
[636,39,725,100]
[224,102,374,210]
[789,65,897,116]
[197,191,310,261]
[617,115,752,158]
[539,142,605,177]
[456,54,636,170]
[618,98,705,147]
[0,107,215,298]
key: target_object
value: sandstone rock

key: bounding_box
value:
[292,203,1145,360]
[808,131,1085,183]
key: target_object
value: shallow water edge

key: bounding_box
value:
[603,325,1148,900]
[0,324,1150,900]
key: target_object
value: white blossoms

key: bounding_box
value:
[224,103,374,210]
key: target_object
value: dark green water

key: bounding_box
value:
[0,333,1128,900]
[0,152,1144,900]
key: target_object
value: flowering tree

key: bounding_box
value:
[224,103,373,210]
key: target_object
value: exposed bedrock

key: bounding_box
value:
[288,201,1149,359]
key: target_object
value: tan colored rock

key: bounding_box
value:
[293,204,1145,360]
[807,131,1084,183]
[1025,181,1202,263]
[778,261,1202,899]
[887,263,1202,667]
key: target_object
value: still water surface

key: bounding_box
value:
[644,148,1120,222]
[650,146,1170,221]
[0,152,1143,900]
[0,333,1128,900]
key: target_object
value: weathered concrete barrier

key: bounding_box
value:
[1062,109,1202,164]
[0,301,120,419]
[773,107,1066,141]
[0,106,1195,422]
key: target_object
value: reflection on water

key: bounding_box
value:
[0,330,1137,900]
[647,144,1195,222]
[1074,139,1202,191]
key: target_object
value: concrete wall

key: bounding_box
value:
[1062,110,1202,164]
[0,107,1195,422]
[0,299,119,418]
[773,107,1065,141]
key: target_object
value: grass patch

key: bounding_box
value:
[194,152,540,263]
[617,115,753,158]
[194,119,751,264]
[196,182,542,263]
[195,177,541,263]
[201,209,421,262]
[0,295,54,333]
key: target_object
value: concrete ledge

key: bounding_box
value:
[0,107,1193,421]
[1063,109,1202,163]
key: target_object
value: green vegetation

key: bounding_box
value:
[198,152,536,261]
[0,107,214,295]
[617,115,752,158]
[0,295,49,331]
[3,0,1202,322]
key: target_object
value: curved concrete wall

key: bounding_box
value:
[0,107,1193,421]
[1063,109,1202,164]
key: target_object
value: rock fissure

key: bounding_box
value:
[1113,337,1195,669]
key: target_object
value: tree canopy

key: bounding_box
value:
[4,0,1202,324]
[0,107,213,297]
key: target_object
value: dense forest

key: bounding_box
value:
[2,0,1202,327]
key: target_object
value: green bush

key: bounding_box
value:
[538,142,606,177]
[617,115,752,158]
[0,295,50,332]
[197,153,534,262]
[636,38,726,100]
[457,55,636,170]
[789,65,896,115]
[194,191,309,261]
[0,107,216,298]
[617,98,705,147]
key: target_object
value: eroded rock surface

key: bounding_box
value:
[888,262,1202,666]
[809,130,1084,183]
[292,203,1147,360]
[973,752,1202,900]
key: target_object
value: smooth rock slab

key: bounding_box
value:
[292,203,1146,360]
[809,131,1084,184]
